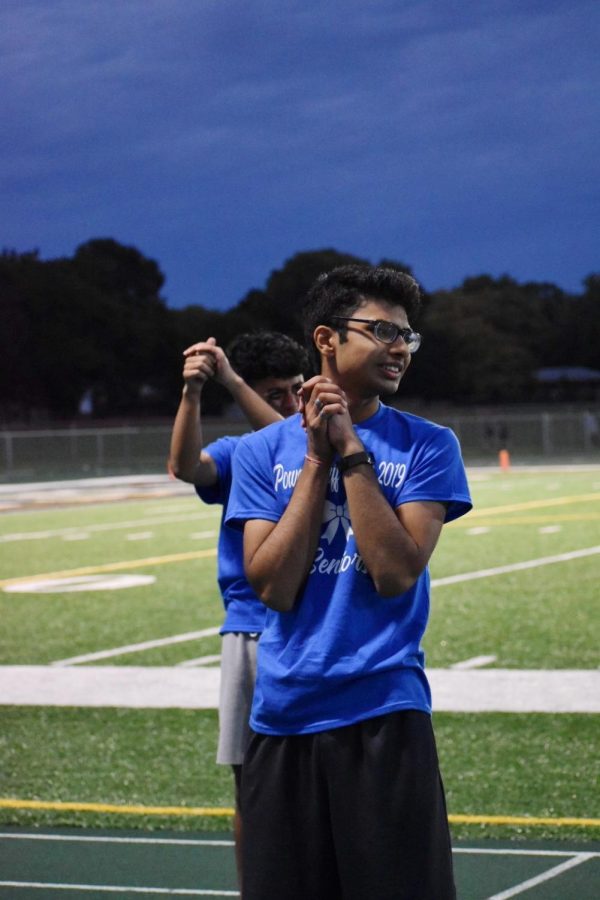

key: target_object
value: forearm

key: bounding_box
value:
[342,466,443,596]
[169,387,214,484]
[245,461,330,611]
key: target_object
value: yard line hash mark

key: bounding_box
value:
[450,655,497,670]
[0,511,218,543]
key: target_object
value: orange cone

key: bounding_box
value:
[498,449,511,471]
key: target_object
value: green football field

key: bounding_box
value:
[0,465,599,844]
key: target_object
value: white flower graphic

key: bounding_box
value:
[322,500,353,544]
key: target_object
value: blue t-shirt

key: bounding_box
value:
[226,405,472,735]
[196,436,266,634]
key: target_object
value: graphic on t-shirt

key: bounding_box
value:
[322,499,352,544]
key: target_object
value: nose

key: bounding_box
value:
[282,390,300,414]
[390,335,410,355]
[283,391,300,413]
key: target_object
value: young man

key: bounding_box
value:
[226,266,472,900]
[168,331,308,883]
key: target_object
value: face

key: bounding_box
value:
[327,299,413,399]
[252,374,304,417]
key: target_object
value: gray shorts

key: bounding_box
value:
[216,631,259,766]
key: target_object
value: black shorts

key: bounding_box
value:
[241,710,456,900]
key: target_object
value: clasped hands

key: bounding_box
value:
[182,337,234,393]
[297,376,363,465]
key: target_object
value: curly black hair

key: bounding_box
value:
[302,265,422,369]
[226,331,309,385]
[303,265,421,343]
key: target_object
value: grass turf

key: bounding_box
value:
[1,467,599,842]
[0,707,598,843]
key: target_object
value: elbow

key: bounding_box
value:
[262,591,296,613]
[168,458,187,482]
[248,574,296,613]
[169,460,183,481]
[169,458,197,484]
[374,577,415,598]
[369,545,430,597]
[259,584,297,613]
[372,565,423,598]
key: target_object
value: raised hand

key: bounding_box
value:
[182,337,218,394]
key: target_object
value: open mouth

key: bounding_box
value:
[379,363,403,379]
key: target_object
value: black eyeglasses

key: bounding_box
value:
[330,317,422,353]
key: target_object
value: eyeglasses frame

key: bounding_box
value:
[329,316,421,352]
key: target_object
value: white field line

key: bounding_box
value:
[1,834,598,858]
[3,666,599,711]
[469,465,600,473]
[3,833,596,856]
[177,654,222,668]
[455,848,600,857]
[0,511,218,543]
[485,852,595,900]
[51,627,221,667]
[0,475,183,494]
[450,655,497,670]
[432,545,600,587]
[0,833,234,846]
[0,883,239,896]
[46,544,599,666]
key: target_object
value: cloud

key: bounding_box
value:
[1,0,597,302]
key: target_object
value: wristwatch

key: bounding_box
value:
[338,450,375,474]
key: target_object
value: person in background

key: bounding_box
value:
[168,331,308,887]
[226,266,472,899]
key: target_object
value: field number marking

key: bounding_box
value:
[0,548,217,590]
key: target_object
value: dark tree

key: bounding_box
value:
[1,239,595,420]
[235,249,372,342]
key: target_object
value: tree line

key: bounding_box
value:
[1,238,598,423]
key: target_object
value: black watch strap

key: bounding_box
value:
[338,451,375,474]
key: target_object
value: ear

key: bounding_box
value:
[313,325,337,359]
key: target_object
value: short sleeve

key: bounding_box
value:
[195,436,236,506]
[225,433,282,529]
[395,427,472,523]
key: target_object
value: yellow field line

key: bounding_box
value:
[2,495,598,589]
[468,493,600,518]
[0,798,234,817]
[0,549,217,589]
[1,798,598,828]
[0,494,600,588]
[449,813,600,828]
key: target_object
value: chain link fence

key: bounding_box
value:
[1,411,598,482]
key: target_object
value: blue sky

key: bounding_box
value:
[2,0,598,310]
